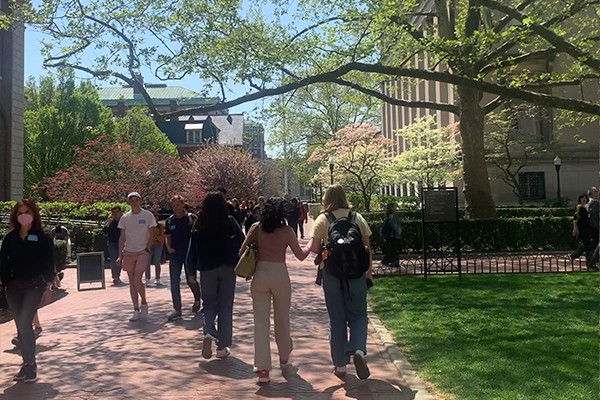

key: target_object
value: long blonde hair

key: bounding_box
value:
[322,185,350,212]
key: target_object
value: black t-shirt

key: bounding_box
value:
[103,219,121,243]
[165,213,194,262]
[0,230,55,286]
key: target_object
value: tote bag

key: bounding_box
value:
[234,223,259,278]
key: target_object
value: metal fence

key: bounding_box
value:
[372,252,595,276]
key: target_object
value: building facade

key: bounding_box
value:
[98,84,246,158]
[381,5,598,206]
[0,0,24,201]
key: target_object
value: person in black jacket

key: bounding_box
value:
[186,192,244,360]
[0,199,55,383]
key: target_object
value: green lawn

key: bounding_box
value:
[369,273,600,400]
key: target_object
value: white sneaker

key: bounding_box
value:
[216,347,230,359]
[129,310,141,321]
[140,304,149,320]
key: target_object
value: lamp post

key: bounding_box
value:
[553,155,561,200]
[328,156,334,185]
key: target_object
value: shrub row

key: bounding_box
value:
[0,201,129,221]
[361,207,574,222]
[0,222,105,256]
[368,217,573,254]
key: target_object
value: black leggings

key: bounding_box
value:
[5,284,45,364]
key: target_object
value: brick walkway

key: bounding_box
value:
[0,239,435,400]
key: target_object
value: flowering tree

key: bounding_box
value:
[308,123,391,212]
[384,116,462,189]
[183,145,261,205]
[44,136,188,209]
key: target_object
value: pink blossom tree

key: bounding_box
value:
[44,135,190,209]
[183,145,261,204]
[308,123,391,211]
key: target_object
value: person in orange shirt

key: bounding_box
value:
[146,214,165,286]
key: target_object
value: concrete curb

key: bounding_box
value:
[368,307,439,400]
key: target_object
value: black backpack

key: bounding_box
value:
[324,211,368,280]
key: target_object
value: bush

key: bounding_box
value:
[0,201,129,221]
[367,217,573,254]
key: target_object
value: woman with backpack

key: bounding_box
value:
[305,184,372,380]
[239,197,311,384]
[186,192,245,360]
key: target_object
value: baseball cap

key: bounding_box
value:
[127,191,142,199]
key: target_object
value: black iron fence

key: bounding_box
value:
[373,252,595,276]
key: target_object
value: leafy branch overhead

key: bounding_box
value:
[13,0,599,217]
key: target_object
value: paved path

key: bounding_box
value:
[0,238,435,400]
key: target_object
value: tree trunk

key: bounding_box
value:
[458,86,497,219]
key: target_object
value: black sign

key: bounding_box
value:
[423,188,458,222]
[77,252,105,283]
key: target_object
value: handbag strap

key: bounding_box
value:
[250,222,260,248]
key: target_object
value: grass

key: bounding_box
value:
[369,273,600,400]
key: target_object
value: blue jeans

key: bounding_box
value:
[5,284,45,364]
[107,241,121,280]
[200,265,237,348]
[169,257,201,312]
[145,245,163,281]
[322,271,368,367]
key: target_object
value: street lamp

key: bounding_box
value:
[328,156,334,185]
[553,155,561,200]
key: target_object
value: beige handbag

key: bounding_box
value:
[234,224,259,278]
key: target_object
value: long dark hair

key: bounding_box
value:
[10,199,44,234]
[195,192,233,238]
[260,197,288,233]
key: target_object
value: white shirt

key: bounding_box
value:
[118,209,157,253]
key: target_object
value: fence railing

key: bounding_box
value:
[373,252,595,276]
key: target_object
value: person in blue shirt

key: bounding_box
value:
[164,195,201,321]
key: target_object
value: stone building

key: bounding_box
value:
[0,0,24,201]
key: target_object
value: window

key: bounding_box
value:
[186,130,202,144]
[519,172,546,200]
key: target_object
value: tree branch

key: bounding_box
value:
[332,78,459,115]
[474,0,600,71]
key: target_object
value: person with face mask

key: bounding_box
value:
[0,199,56,383]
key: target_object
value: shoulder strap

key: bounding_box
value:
[325,211,336,224]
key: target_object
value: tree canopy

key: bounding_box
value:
[13,0,600,216]
[24,72,115,196]
[308,123,390,212]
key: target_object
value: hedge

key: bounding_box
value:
[361,207,574,223]
[0,201,129,221]
[368,217,573,254]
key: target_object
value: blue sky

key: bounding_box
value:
[24,27,267,118]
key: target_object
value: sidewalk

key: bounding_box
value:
[0,240,435,400]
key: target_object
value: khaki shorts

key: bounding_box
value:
[121,251,148,274]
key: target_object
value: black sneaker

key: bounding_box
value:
[353,351,370,380]
[13,363,37,383]
[167,311,182,321]
[192,301,201,314]
[11,336,19,347]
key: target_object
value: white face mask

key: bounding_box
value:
[17,213,34,226]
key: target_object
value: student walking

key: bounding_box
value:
[568,194,590,262]
[306,185,373,380]
[146,214,165,286]
[0,199,56,383]
[381,202,403,268]
[187,192,244,360]
[164,195,201,321]
[116,192,157,322]
[103,206,123,285]
[239,197,311,384]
